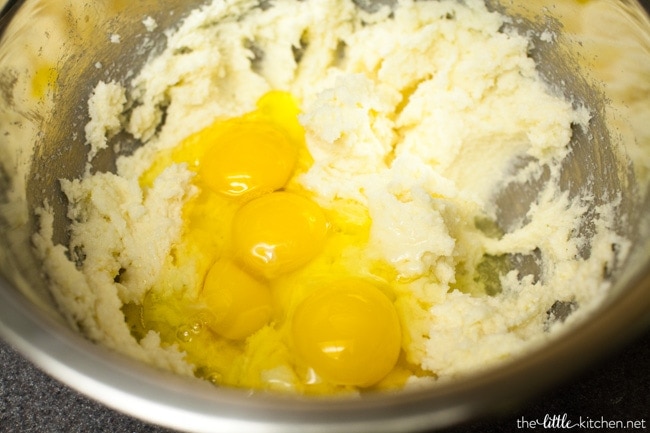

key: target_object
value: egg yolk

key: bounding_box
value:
[201,259,273,340]
[139,90,304,196]
[199,120,297,198]
[291,279,402,387]
[231,191,328,279]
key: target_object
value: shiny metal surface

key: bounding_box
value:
[1,1,649,432]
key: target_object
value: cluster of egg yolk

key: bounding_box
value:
[134,91,403,392]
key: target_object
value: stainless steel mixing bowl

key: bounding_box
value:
[1,1,649,432]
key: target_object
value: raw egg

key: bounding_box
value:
[199,120,296,198]
[201,259,273,340]
[139,90,305,194]
[130,90,408,394]
[232,191,329,279]
[292,278,402,387]
[195,90,301,199]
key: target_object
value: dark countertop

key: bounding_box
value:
[1,330,648,433]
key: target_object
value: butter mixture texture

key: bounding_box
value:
[33,0,628,394]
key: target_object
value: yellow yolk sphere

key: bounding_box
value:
[201,259,273,340]
[139,91,305,197]
[232,191,328,279]
[199,120,297,197]
[291,279,402,387]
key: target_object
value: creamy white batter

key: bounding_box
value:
[32,0,631,389]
